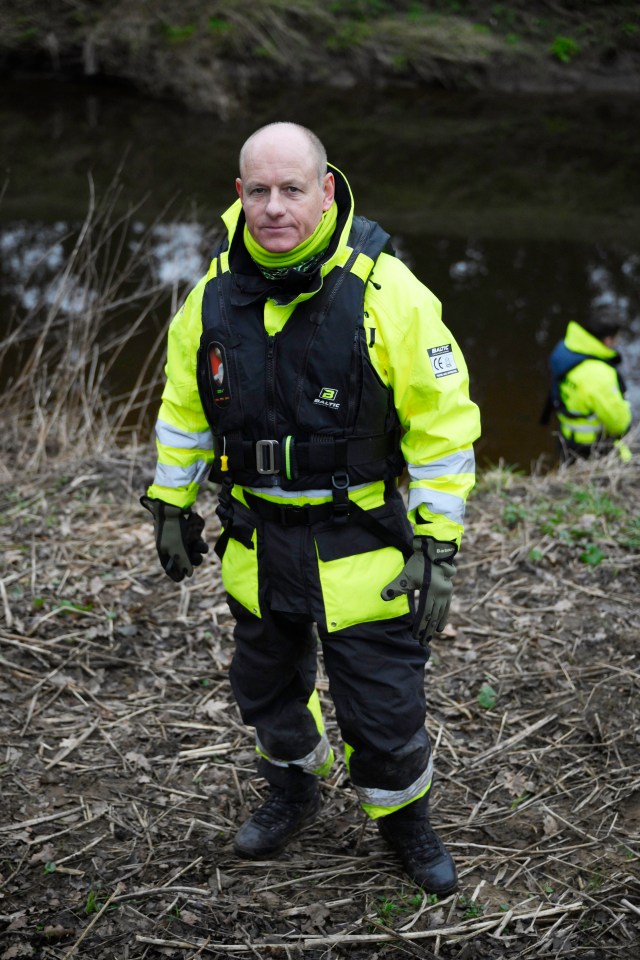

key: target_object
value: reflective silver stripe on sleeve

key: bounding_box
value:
[156,419,214,450]
[407,487,466,526]
[256,732,332,775]
[558,419,601,434]
[153,459,211,488]
[560,411,599,423]
[354,756,434,809]
[408,449,475,481]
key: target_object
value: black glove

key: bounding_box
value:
[381,536,457,644]
[140,496,209,583]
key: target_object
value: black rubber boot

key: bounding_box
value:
[377,796,458,896]
[233,785,321,859]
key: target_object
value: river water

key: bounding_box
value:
[2,76,639,470]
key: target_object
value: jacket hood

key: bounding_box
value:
[565,321,619,360]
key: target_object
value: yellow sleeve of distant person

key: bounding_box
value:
[365,252,481,546]
[146,275,215,508]
[578,359,632,438]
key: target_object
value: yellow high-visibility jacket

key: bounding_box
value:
[148,169,481,550]
[555,321,632,447]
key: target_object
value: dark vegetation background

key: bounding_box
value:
[2,1,640,116]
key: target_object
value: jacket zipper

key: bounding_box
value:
[266,334,278,438]
[345,326,362,431]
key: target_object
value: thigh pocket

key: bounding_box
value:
[217,509,261,618]
[314,507,410,633]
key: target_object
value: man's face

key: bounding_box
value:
[236,132,335,253]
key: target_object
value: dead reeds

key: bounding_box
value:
[0,175,215,475]
[1,448,638,957]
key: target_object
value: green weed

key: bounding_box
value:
[208,17,232,35]
[161,23,196,43]
[491,4,517,28]
[579,543,604,566]
[502,501,529,528]
[407,3,426,22]
[391,52,409,68]
[570,487,622,520]
[550,35,580,63]
[326,20,371,51]
[85,890,102,915]
[588,871,604,891]
[375,892,423,920]
[56,599,94,614]
[478,682,497,710]
[457,893,484,919]
[620,517,640,549]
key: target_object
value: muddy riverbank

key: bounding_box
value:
[2,1,640,118]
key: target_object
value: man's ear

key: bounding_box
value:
[236,178,244,201]
[322,172,335,211]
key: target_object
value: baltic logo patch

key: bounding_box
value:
[428,344,458,378]
[314,387,340,410]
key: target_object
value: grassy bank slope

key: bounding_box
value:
[2,1,640,115]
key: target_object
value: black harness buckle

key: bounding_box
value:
[331,470,350,525]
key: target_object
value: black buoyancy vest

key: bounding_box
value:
[541,339,626,423]
[195,215,405,490]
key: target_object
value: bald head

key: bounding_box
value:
[236,122,335,254]
[239,123,328,185]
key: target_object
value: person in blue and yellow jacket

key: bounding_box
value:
[545,304,632,463]
[141,122,481,895]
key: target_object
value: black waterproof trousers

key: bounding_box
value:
[225,497,432,812]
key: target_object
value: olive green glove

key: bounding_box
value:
[381,536,457,643]
[140,496,209,583]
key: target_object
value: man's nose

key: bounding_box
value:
[265,189,285,216]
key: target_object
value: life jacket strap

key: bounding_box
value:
[214,429,401,480]
[242,480,411,556]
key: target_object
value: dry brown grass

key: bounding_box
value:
[1,446,639,957]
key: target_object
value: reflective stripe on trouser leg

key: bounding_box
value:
[319,611,432,821]
[256,689,334,777]
[228,598,334,775]
[345,741,433,818]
